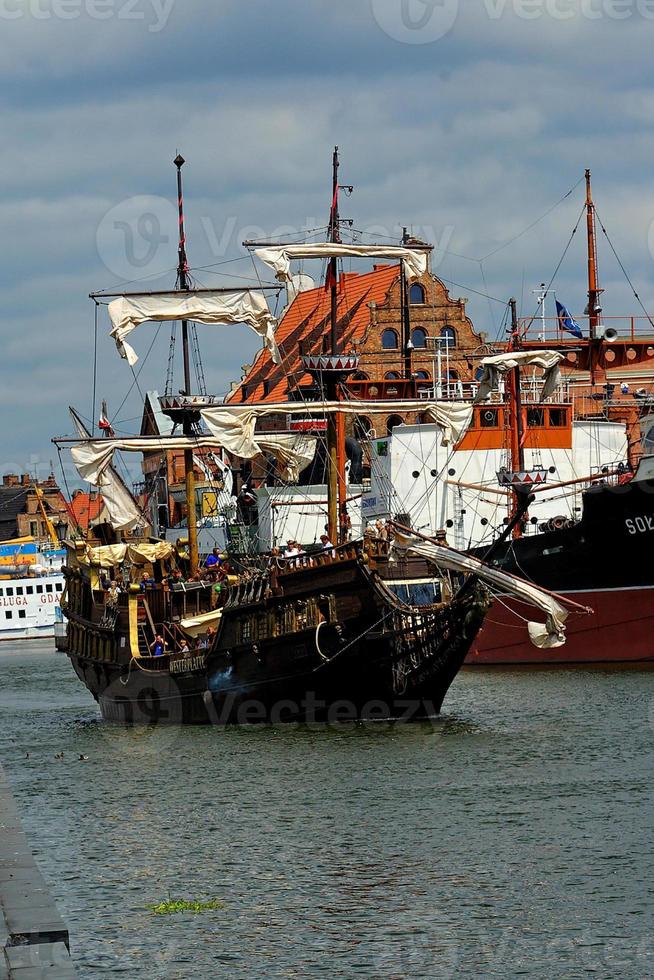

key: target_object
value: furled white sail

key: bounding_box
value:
[474,350,565,403]
[199,411,316,482]
[391,533,569,648]
[255,243,428,285]
[209,400,472,447]
[69,408,144,533]
[107,291,280,367]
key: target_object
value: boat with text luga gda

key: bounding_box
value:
[54,153,579,723]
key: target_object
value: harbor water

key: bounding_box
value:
[0,642,652,978]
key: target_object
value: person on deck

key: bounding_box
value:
[319,533,335,552]
[204,548,221,570]
[149,634,166,657]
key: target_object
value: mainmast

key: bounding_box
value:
[302,148,358,544]
[174,154,199,574]
[585,169,604,385]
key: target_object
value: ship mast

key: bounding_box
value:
[174,154,199,574]
[507,297,526,538]
[585,169,604,385]
[326,146,347,544]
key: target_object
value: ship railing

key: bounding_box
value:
[276,542,360,576]
[517,314,654,342]
[417,380,571,405]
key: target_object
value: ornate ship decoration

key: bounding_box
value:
[54,152,580,724]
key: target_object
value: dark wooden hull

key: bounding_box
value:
[64,549,489,724]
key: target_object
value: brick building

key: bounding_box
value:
[0,474,70,542]
[227,262,485,439]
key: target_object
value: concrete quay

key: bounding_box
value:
[0,765,76,978]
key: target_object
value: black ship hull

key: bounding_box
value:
[65,544,490,724]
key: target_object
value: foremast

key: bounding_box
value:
[585,169,605,386]
[174,154,199,574]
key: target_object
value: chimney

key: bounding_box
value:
[21,474,31,486]
[3,474,19,487]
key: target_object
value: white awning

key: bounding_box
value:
[475,350,565,403]
[391,534,569,649]
[107,291,279,367]
[254,243,428,284]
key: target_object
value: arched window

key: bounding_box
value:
[384,371,401,380]
[411,327,428,349]
[409,283,426,305]
[386,414,405,434]
[448,369,459,380]
[352,371,369,381]
[440,326,457,348]
[414,370,430,380]
[354,416,373,439]
[381,329,399,350]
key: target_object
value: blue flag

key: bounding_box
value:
[556,300,583,339]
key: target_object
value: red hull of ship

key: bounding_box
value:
[467,587,654,665]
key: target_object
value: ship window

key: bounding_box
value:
[0,589,3,596]
[26,586,33,595]
[16,587,23,596]
[4,611,11,620]
[18,610,26,619]
[527,408,545,427]
[46,584,53,593]
[56,583,63,592]
[240,619,253,643]
[549,408,567,427]
[479,409,498,428]
[6,588,13,597]
[36,585,43,594]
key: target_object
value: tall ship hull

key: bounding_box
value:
[63,543,491,724]
[469,472,654,665]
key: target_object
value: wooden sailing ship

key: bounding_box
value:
[56,152,571,723]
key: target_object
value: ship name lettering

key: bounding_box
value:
[0,596,27,608]
[625,515,654,535]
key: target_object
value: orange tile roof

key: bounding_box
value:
[69,492,104,527]
[227,263,400,403]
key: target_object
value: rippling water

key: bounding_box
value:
[1,641,652,978]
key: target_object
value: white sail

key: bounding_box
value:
[69,408,144,533]
[107,291,280,367]
[198,411,316,482]
[391,533,569,649]
[254,243,428,285]
[207,401,472,447]
[474,350,565,403]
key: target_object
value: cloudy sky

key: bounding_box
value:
[3,0,654,484]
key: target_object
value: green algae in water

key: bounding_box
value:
[149,899,224,916]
